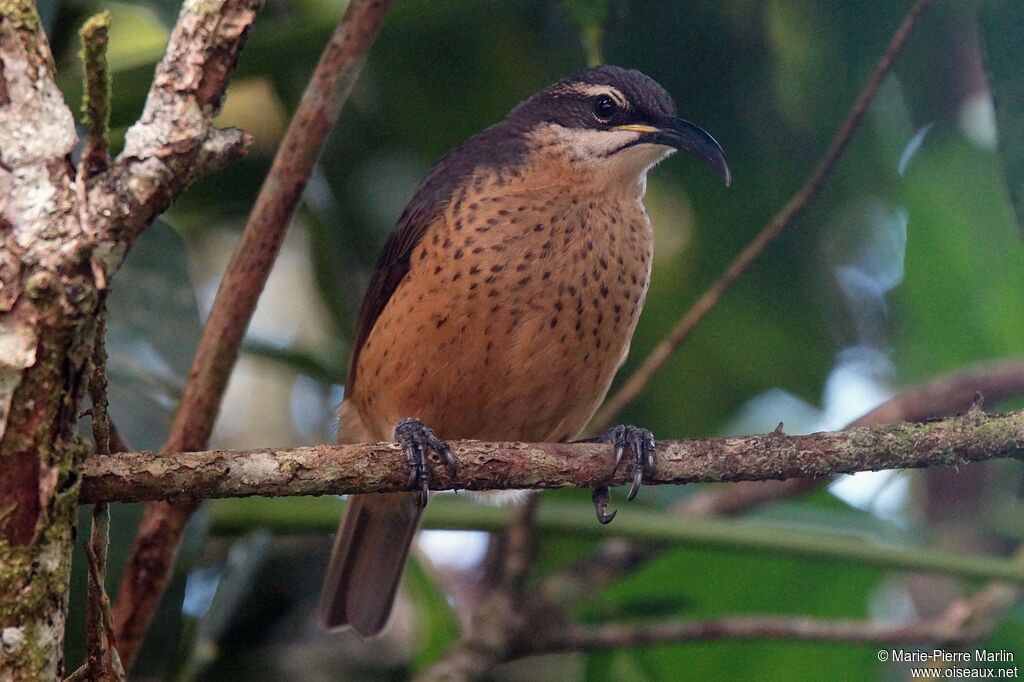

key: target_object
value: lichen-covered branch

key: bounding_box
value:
[83,0,258,272]
[77,10,111,179]
[1,4,92,678]
[80,407,1024,504]
[0,1,258,677]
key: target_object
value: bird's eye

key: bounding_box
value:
[592,94,618,120]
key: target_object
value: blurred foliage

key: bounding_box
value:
[41,0,1024,679]
[979,0,1024,237]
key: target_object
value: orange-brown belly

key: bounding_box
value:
[353,189,652,443]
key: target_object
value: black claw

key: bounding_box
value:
[395,417,455,508]
[612,442,625,471]
[598,424,657,504]
[627,467,643,502]
[592,486,617,524]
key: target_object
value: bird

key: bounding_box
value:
[318,65,730,636]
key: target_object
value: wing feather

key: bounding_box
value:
[346,122,527,388]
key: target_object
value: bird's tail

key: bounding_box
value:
[317,491,423,635]
[318,399,422,635]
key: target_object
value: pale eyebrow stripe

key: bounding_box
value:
[562,83,629,107]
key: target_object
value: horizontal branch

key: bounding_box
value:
[206,497,1024,584]
[512,577,1013,662]
[81,408,1024,504]
[533,615,975,654]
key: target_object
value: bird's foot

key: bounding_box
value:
[395,417,458,507]
[583,424,656,524]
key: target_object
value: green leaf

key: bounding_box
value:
[895,131,1024,379]
[980,0,1024,237]
[578,547,880,681]
[405,557,462,671]
[105,219,202,450]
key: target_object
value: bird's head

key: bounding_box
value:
[506,65,730,190]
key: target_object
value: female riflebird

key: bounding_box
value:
[318,65,730,635]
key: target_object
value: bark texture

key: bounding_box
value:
[80,407,1024,504]
[0,1,258,677]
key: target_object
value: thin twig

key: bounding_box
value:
[530,615,976,655]
[82,522,123,675]
[590,0,935,431]
[76,11,112,294]
[110,0,391,668]
[84,309,124,681]
[88,310,111,459]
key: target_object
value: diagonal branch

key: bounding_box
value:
[589,0,935,431]
[110,0,390,668]
[164,0,390,456]
[81,407,1024,504]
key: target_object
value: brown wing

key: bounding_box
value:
[345,121,528,390]
[347,199,436,388]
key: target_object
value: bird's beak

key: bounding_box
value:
[616,120,731,187]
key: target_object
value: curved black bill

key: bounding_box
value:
[637,118,731,187]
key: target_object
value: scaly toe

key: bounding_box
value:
[598,424,656,503]
[395,417,455,508]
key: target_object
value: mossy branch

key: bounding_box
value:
[78,10,111,177]
[0,1,41,31]
[1,1,259,677]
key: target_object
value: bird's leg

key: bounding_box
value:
[395,417,459,507]
[579,425,657,523]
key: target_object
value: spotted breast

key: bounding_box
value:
[352,142,653,445]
